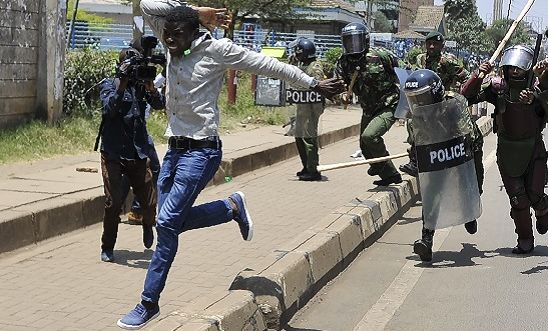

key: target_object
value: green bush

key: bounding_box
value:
[67,0,113,24]
[63,48,118,115]
[322,47,343,78]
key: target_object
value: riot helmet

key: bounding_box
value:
[341,22,370,55]
[293,37,316,61]
[500,45,534,71]
[403,69,445,109]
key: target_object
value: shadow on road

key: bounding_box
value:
[284,326,325,331]
[406,244,548,270]
[397,215,422,225]
[407,243,499,268]
[112,249,153,269]
[488,245,548,259]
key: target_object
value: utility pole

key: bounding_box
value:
[132,0,144,43]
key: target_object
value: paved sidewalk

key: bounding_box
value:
[0,106,362,253]
[0,107,412,330]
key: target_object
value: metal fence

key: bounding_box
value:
[66,22,401,58]
[66,22,347,57]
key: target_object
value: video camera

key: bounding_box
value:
[121,36,166,82]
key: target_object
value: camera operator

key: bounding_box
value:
[120,69,166,225]
[98,47,165,263]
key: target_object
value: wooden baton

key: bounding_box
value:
[343,67,360,109]
[317,152,409,172]
[479,0,536,79]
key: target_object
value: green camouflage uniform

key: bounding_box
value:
[294,60,325,173]
[335,47,402,179]
[415,52,469,92]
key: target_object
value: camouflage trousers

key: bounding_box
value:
[360,108,399,179]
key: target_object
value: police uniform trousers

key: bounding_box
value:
[360,108,399,179]
[498,141,548,241]
[295,107,323,173]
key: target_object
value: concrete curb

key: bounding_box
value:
[156,116,493,331]
[0,124,359,254]
[209,124,360,186]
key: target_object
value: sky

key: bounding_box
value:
[433,0,548,32]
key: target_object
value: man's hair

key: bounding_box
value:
[166,6,200,30]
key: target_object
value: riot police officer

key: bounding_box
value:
[335,22,403,186]
[290,38,326,181]
[462,45,548,254]
[405,69,484,262]
[400,31,476,178]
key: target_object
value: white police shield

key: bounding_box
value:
[394,67,413,119]
[284,89,324,138]
[411,95,482,230]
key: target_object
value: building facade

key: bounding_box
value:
[397,0,435,32]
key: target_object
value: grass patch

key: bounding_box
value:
[0,73,294,164]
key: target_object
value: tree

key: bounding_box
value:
[373,11,393,33]
[484,19,531,53]
[66,0,112,23]
[190,0,312,39]
[118,0,143,42]
[443,0,490,55]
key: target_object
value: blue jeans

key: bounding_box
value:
[141,145,234,303]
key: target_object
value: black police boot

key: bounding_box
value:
[464,220,477,234]
[367,166,380,176]
[399,161,418,177]
[413,228,435,262]
[399,147,418,177]
[296,168,308,176]
[512,238,534,254]
[373,174,402,186]
[298,171,322,181]
[535,212,548,235]
[537,220,548,235]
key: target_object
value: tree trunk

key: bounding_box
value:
[132,0,143,43]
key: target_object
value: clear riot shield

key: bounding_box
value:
[412,95,482,230]
[284,89,324,138]
[394,68,412,119]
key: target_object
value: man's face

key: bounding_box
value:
[163,21,196,56]
[507,66,527,80]
[425,39,444,56]
[295,49,307,63]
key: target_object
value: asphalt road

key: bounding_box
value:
[286,131,548,331]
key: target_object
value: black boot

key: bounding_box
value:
[464,220,477,234]
[399,147,418,177]
[535,211,548,235]
[373,174,402,186]
[298,171,322,181]
[536,220,548,235]
[367,165,381,176]
[413,228,434,262]
[296,168,308,176]
[512,238,534,254]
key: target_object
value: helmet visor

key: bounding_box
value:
[405,85,435,110]
[500,47,533,71]
[342,33,367,54]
